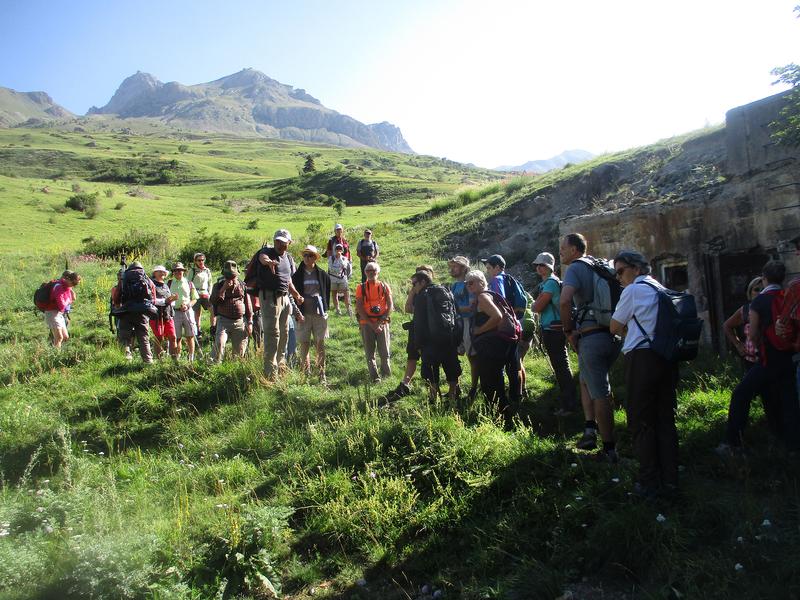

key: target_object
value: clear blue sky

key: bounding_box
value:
[2,0,798,167]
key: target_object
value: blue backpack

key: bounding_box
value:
[632,280,703,362]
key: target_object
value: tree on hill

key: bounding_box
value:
[770,5,800,147]
[303,154,316,173]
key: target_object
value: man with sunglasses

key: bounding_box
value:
[190,252,215,340]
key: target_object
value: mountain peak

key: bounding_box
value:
[213,68,274,89]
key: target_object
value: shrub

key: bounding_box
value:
[71,182,82,193]
[104,188,114,198]
[82,230,174,261]
[177,144,189,153]
[178,230,255,269]
[85,204,101,219]
[332,197,345,217]
[504,176,529,195]
[113,202,125,210]
[65,192,100,212]
[246,219,259,230]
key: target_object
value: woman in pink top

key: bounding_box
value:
[45,270,81,348]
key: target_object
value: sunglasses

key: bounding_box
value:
[303,253,316,258]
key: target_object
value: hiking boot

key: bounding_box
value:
[576,430,598,450]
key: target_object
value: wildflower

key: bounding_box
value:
[98,451,105,456]
[36,507,45,513]
[611,477,620,483]
[369,471,377,479]
[178,443,184,449]
[575,496,583,501]
[213,453,220,459]
[570,463,578,468]
[737,536,744,543]
[44,525,54,534]
[734,563,744,571]
[761,519,771,527]
[656,514,666,523]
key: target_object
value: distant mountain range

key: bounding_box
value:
[495,149,594,174]
[0,69,414,153]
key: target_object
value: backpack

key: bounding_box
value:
[121,267,152,303]
[416,284,462,346]
[480,290,521,342]
[631,280,704,362]
[574,256,622,328]
[501,273,536,339]
[763,288,794,355]
[34,280,59,311]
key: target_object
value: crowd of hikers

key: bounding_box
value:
[35,226,800,499]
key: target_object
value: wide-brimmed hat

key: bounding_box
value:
[481,254,506,268]
[172,262,187,272]
[302,245,321,260]
[152,265,169,276]
[193,252,205,261]
[532,252,555,270]
[222,260,239,277]
[448,255,470,268]
[273,229,292,243]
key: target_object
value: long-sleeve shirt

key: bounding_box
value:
[169,277,198,311]
[50,280,76,312]
[210,278,253,321]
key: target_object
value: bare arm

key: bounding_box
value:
[532,291,552,314]
[609,318,626,337]
[723,308,746,354]
[473,293,502,335]
[560,285,576,330]
[747,309,761,347]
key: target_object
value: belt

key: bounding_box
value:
[579,327,610,339]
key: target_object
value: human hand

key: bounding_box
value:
[246,323,253,336]
[296,313,305,324]
[567,331,579,352]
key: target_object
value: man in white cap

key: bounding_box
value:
[246,229,304,378]
[291,245,332,383]
[531,251,578,415]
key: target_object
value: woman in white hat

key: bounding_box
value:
[531,251,578,415]
[150,265,178,359]
[291,245,332,383]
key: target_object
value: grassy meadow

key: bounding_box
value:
[1,127,799,599]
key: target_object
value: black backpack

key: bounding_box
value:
[415,284,462,346]
[120,266,151,303]
[632,280,704,362]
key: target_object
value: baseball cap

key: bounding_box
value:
[532,252,555,269]
[273,229,292,243]
[481,254,506,268]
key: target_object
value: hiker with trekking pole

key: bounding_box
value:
[150,265,179,360]
[209,260,253,362]
[116,261,157,363]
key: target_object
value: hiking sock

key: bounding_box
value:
[584,420,598,434]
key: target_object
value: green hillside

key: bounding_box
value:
[0,128,798,599]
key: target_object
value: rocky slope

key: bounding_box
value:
[0,87,73,127]
[88,69,414,153]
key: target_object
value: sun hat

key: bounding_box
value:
[130,261,143,269]
[302,245,321,260]
[172,262,187,272]
[364,229,372,235]
[222,260,239,277]
[152,265,169,275]
[448,256,470,268]
[746,276,763,297]
[273,229,292,243]
[193,252,205,260]
[532,252,555,270]
[481,254,506,269]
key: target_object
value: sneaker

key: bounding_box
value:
[124,349,133,361]
[576,430,598,450]
[188,354,195,363]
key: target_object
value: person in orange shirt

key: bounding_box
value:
[355,262,393,382]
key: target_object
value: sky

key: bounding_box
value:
[1,0,798,167]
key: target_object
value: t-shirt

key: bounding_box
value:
[751,286,793,369]
[538,276,562,330]
[357,239,379,259]
[190,266,212,297]
[254,247,295,294]
[302,268,322,316]
[488,274,506,298]
[328,255,351,283]
[562,259,597,330]
[451,280,474,318]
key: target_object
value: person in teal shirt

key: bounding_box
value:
[531,252,578,415]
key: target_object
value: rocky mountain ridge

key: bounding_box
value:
[87,69,414,153]
[496,149,594,173]
[0,86,73,127]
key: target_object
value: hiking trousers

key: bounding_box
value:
[624,349,679,488]
[360,323,391,381]
[211,315,248,362]
[260,291,291,378]
[118,313,153,363]
[542,328,578,411]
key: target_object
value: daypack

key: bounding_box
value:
[34,280,59,311]
[479,290,521,343]
[763,288,794,356]
[502,273,536,339]
[416,284,462,347]
[632,280,703,362]
[574,256,622,328]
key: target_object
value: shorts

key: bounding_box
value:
[45,310,65,329]
[330,280,349,293]
[150,318,176,339]
[174,309,197,339]
[193,296,211,313]
[421,344,462,383]
[406,327,420,361]
[577,330,622,400]
[295,313,329,344]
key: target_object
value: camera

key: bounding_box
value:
[370,305,382,315]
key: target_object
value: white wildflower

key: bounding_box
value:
[656,514,666,523]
